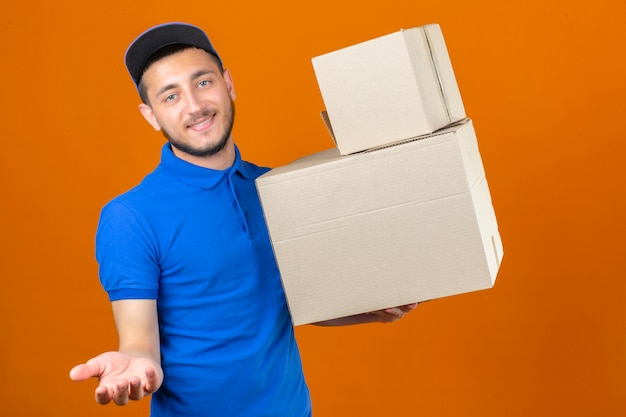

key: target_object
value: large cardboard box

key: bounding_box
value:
[312,24,466,155]
[256,119,503,325]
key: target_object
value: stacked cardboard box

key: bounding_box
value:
[256,24,504,325]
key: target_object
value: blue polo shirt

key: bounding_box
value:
[96,144,311,416]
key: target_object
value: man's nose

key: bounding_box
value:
[184,90,203,114]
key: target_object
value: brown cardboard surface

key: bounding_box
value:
[312,24,466,155]
[256,119,503,325]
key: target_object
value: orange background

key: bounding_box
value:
[1,0,625,416]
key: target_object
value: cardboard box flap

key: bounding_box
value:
[320,110,337,145]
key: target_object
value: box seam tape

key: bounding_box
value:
[423,25,453,122]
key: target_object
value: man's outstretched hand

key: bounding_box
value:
[70,351,163,406]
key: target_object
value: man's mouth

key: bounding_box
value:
[187,114,215,131]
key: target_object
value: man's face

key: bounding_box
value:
[139,47,236,162]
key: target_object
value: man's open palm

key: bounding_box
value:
[70,351,162,405]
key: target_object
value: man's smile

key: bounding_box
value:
[187,113,215,131]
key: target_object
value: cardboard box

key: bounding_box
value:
[256,119,503,325]
[312,24,466,155]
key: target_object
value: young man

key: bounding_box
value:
[69,23,416,416]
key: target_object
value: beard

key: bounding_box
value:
[162,100,235,158]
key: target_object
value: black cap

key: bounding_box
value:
[124,22,222,86]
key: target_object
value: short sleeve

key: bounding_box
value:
[96,200,160,301]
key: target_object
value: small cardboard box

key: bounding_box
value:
[256,119,503,325]
[312,24,466,155]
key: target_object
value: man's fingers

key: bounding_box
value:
[69,363,98,381]
[128,369,159,401]
[384,307,404,316]
[112,380,130,406]
[128,376,144,401]
[381,303,419,321]
[95,380,131,406]
[387,303,419,314]
[95,385,113,405]
[144,367,159,393]
[69,365,87,381]
[399,303,418,313]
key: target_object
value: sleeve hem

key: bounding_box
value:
[107,288,158,301]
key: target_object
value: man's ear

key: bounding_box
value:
[139,104,161,131]
[223,69,236,101]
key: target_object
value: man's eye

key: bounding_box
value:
[199,80,211,87]
[165,94,177,102]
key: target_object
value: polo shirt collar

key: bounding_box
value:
[159,143,256,189]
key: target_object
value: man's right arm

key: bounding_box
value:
[69,299,163,406]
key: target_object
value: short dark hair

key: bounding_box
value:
[137,44,224,105]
